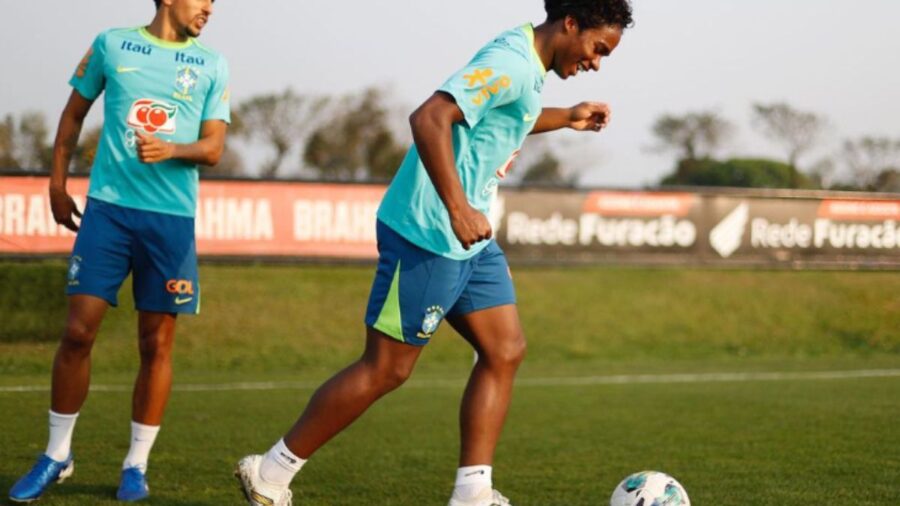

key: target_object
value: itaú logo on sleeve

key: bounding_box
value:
[126,98,178,134]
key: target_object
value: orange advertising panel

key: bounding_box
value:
[0,177,88,253]
[582,191,698,217]
[0,177,385,258]
[817,199,900,221]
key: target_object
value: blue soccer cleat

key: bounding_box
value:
[116,467,150,502]
[9,454,74,503]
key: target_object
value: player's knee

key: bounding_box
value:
[372,360,415,392]
[138,330,174,362]
[485,332,527,369]
[60,320,98,354]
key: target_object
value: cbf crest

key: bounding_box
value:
[174,66,201,101]
[417,305,445,339]
[68,255,82,286]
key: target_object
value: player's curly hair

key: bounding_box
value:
[545,0,634,30]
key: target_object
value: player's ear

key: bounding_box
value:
[564,15,580,35]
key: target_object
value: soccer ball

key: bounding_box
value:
[610,471,690,506]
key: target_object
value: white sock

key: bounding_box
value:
[259,439,306,490]
[452,465,493,501]
[46,410,78,462]
[122,421,161,472]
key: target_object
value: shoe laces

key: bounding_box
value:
[279,488,293,506]
[491,489,511,506]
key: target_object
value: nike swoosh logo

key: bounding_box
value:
[175,297,193,305]
[116,66,140,73]
[523,113,537,122]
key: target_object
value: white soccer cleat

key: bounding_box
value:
[448,488,512,506]
[234,455,293,506]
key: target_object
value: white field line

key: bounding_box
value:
[1,369,899,394]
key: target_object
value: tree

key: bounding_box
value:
[0,111,53,170]
[201,143,246,178]
[71,126,102,174]
[365,128,408,181]
[17,111,52,170]
[303,87,407,181]
[872,169,900,193]
[752,102,826,188]
[520,150,573,186]
[660,158,818,189]
[840,137,900,191]
[234,88,329,178]
[650,111,732,162]
[0,115,16,168]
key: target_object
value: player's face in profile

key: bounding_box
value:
[171,0,214,37]
[555,21,622,80]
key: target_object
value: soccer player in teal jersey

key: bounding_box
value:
[9,0,229,503]
[237,1,632,505]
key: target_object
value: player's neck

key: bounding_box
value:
[531,22,556,73]
[146,12,190,43]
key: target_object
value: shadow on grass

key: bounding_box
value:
[0,473,112,504]
[0,473,217,506]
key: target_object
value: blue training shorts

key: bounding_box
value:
[66,198,200,314]
[365,220,516,346]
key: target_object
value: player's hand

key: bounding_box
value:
[49,185,82,232]
[449,205,493,250]
[136,131,176,163]
[568,102,611,132]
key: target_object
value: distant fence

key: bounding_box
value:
[1,175,898,269]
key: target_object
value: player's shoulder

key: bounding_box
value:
[476,25,533,70]
[191,39,227,65]
[86,26,141,50]
[96,26,142,42]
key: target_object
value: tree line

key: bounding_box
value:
[2,90,897,192]
[651,103,899,192]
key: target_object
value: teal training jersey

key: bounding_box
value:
[70,27,231,217]
[377,24,546,260]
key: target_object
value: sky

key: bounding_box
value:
[2,0,898,188]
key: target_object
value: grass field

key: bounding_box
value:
[1,262,898,505]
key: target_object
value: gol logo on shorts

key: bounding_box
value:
[166,279,194,295]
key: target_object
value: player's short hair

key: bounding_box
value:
[153,0,161,8]
[545,0,634,30]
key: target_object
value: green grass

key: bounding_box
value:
[0,262,898,504]
[2,263,898,378]
[2,376,898,505]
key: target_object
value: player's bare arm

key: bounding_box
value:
[136,119,227,165]
[410,92,493,250]
[531,102,611,134]
[49,90,95,232]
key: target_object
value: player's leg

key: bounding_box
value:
[446,242,523,506]
[451,304,525,465]
[113,311,176,502]
[132,311,178,426]
[116,208,196,501]
[284,327,423,457]
[234,327,423,505]
[50,295,109,415]
[10,199,132,503]
[445,305,524,506]
[236,221,468,506]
